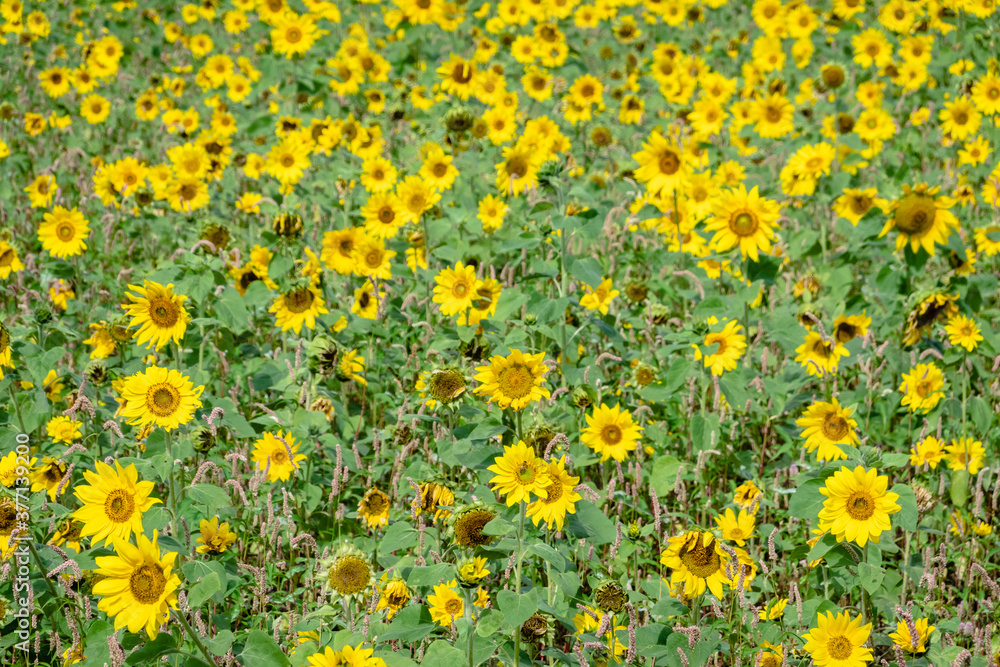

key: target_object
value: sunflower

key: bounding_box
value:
[473,348,551,411]
[899,363,945,413]
[817,465,900,547]
[320,543,373,602]
[695,320,747,376]
[478,194,507,232]
[752,93,795,138]
[252,431,307,482]
[944,314,982,352]
[451,504,497,548]
[903,292,959,345]
[879,184,959,256]
[49,519,84,552]
[796,399,859,462]
[417,481,456,523]
[526,456,581,531]
[265,135,311,187]
[909,436,945,469]
[376,578,411,619]
[939,97,981,140]
[433,261,477,318]
[945,437,985,475]
[437,54,478,100]
[358,487,390,528]
[971,73,1000,115]
[714,508,756,546]
[46,415,82,444]
[321,227,366,275]
[119,366,204,431]
[352,282,382,320]
[703,185,781,261]
[30,457,68,501]
[271,13,318,58]
[632,130,689,196]
[80,94,111,124]
[832,313,871,345]
[71,460,161,547]
[0,498,19,559]
[802,611,872,667]
[495,142,542,196]
[38,206,90,258]
[660,531,733,599]
[579,278,619,315]
[581,403,642,462]
[0,241,25,280]
[122,281,189,350]
[361,192,405,239]
[39,67,72,97]
[488,440,551,506]
[195,516,237,554]
[269,285,328,334]
[734,481,761,511]
[833,188,880,226]
[24,174,56,208]
[93,531,180,639]
[428,580,464,627]
[886,618,935,654]
[352,237,396,280]
[338,349,367,386]
[795,332,849,377]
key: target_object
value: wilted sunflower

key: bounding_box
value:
[119,366,203,431]
[417,481,455,523]
[473,348,551,411]
[427,369,467,405]
[879,184,959,256]
[376,578,411,619]
[122,281,190,350]
[796,399,859,462]
[451,504,497,548]
[817,466,900,547]
[593,580,627,614]
[320,544,374,602]
[902,292,959,346]
[269,285,328,334]
[72,460,161,547]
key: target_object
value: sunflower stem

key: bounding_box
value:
[8,384,26,433]
[175,606,218,667]
[166,429,178,538]
[512,500,527,667]
[465,588,476,667]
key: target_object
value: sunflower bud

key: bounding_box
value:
[624,280,648,304]
[443,107,475,134]
[594,580,626,614]
[33,305,53,325]
[308,334,339,375]
[857,446,882,470]
[591,126,613,147]
[650,302,670,325]
[634,363,656,387]
[428,369,466,405]
[571,385,596,410]
[460,336,490,362]
[201,222,230,250]
[84,360,109,386]
[628,521,641,540]
[108,316,133,344]
[525,425,558,456]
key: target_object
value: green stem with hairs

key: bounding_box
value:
[512,501,527,667]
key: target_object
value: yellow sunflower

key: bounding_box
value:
[632,130,690,196]
[802,611,872,667]
[94,531,181,639]
[352,282,382,320]
[526,455,581,531]
[196,516,238,554]
[122,281,190,350]
[832,313,871,345]
[704,185,781,261]
[38,206,90,258]
[796,399,859,462]
[945,437,985,475]
[338,348,367,386]
[695,319,747,375]
[581,403,642,462]
[944,314,982,352]
[879,184,959,256]
[30,457,68,501]
[269,285,329,333]
[433,261,478,318]
[119,366,204,431]
[358,487,390,528]
[660,531,733,599]
[0,241,26,280]
[428,580,465,627]
[361,192,405,239]
[817,465,900,547]
[321,227,366,274]
[715,508,756,546]
[251,431,307,482]
[320,543,374,602]
[473,348,551,411]
[889,618,935,654]
[271,13,318,58]
[899,363,945,413]
[487,440,552,506]
[71,460,161,546]
[795,332,849,377]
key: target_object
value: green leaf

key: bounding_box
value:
[467,418,507,441]
[788,478,826,520]
[125,634,178,665]
[497,588,538,629]
[564,501,616,544]
[891,483,919,531]
[378,605,438,642]
[649,456,683,496]
[204,630,235,656]
[421,641,466,667]
[187,571,222,609]
[527,542,566,572]
[187,483,231,513]
[968,396,992,433]
[650,598,689,619]
[380,521,418,553]
[240,630,291,667]
[482,517,515,536]
[881,453,910,469]
[949,469,969,507]
[476,609,504,638]
[215,286,252,333]
[405,563,453,587]
[858,562,885,595]
[567,256,604,290]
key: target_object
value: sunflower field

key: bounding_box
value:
[2,0,1000,666]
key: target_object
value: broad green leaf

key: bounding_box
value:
[187,571,222,609]
[497,589,538,629]
[788,478,826,520]
[891,483,919,531]
[240,630,291,667]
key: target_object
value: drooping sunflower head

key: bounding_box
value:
[320,543,374,602]
[271,212,303,238]
[520,613,550,643]
[450,503,497,548]
[594,580,627,614]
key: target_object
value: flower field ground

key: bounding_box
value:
[1,0,1000,666]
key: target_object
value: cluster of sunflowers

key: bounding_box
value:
[2,0,1000,665]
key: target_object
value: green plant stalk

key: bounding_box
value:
[512,500,527,667]
[961,352,968,437]
[166,429,179,538]
[8,384,26,433]
[175,607,219,667]
[465,588,476,667]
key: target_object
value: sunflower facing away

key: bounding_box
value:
[802,611,872,667]
[879,184,959,256]
[660,531,733,599]
[119,366,204,431]
[704,185,781,261]
[473,348,551,411]
[488,440,552,506]
[581,403,643,462]
[796,399,859,462]
[122,281,190,350]
[817,465,900,547]
[93,531,180,639]
[451,504,497,548]
[72,460,161,547]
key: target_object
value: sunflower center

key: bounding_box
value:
[455,510,493,546]
[179,183,198,200]
[365,492,387,514]
[730,212,759,236]
[845,491,876,520]
[417,0,430,8]
[433,163,448,177]
[129,563,167,604]
[821,414,849,440]
[850,196,871,214]
[658,150,680,175]
[358,291,371,309]
[444,598,463,615]
[148,297,180,327]
[601,424,623,445]
[378,206,395,224]
[895,193,936,234]
[452,281,469,298]
[765,106,782,122]
[0,503,15,532]
[329,556,370,595]
[542,480,563,504]
[835,323,857,343]
[827,636,853,660]
[55,222,75,241]
[989,88,1000,100]
[281,154,295,168]
[147,384,181,417]
[104,489,136,522]
[497,364,533,399]
[286,28,302,43]
[516,462,538,484]
[452,64,473,84]
[506,156,528,179]
[365,250,382,268]
[680,537,722,578]
[284,288,315,314]
[730,527,744,539]
[953,111,968,125]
